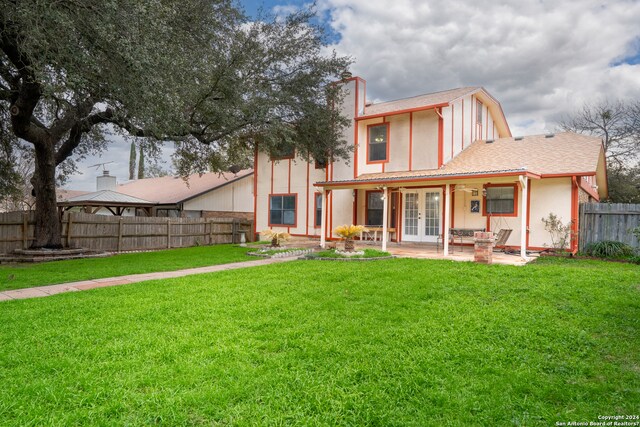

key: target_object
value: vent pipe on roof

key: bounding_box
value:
[97,170,117,191]
[514,136,524,141]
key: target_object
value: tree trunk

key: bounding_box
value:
[31,141,62,249]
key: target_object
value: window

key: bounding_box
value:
[366,192,384,226]
[270,144,295,161]
[314,157,327,169]
[483,185,517,216]
[477,100,483,124]
[314,193,322,227]
[367,123,388,163]
[390,192,398,229]
[269,194,297,226]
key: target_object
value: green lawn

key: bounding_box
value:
[0,245,253,291]
[0,257,638,425]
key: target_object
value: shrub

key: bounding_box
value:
[584,241,634,259]
[541,213,574,250]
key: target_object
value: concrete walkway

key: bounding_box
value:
[0,256,298,302]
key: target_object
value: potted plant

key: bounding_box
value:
[334,225,367,252]
[261,229,291,247]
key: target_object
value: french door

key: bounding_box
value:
[403,189,442,243]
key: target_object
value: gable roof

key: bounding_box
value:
[358,86,511,137]
[117,169,253,204]
[64,190,155,205]
[317,132,604,186]
[362,87,478,117]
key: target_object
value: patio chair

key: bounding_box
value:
[493,229,512,247]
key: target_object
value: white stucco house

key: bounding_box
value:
[253,76,608,257]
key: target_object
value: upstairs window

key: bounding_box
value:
[483,185,516,216]
[269,194,297,226]
[270,144,295,161]
[477,100,483,124]
[314,157,327,169]
[367,123,389,163]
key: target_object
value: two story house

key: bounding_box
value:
[253,76,607,258]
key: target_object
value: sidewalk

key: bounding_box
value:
[0,256,298,302]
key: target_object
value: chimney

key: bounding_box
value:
[96,170,117,191]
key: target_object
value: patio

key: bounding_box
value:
[287,237,537,266]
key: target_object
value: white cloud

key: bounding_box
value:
[319,0,640,135]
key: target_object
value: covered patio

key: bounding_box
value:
[315,169,536,263]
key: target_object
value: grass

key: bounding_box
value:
[1,257,638,425]
[314,248,391,258]
[0,244,253,291]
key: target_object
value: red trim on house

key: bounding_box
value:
[450,184,456,228]
[437,109,444,168]
[324,189,331,240]
[450,104,455,161]
[397,192,403,242]
[571,176,579,253]
[355,103,448,121]
[329,162,334,236]
[541,172,596,178]
[353,189,358,225]
[267,193,298,228]
[270,160,274,195]
[253,148,258,239]
[578,176,600,201]
[526,178,531,248]
[485,102,489,140]
[365,121,390,165]
[470,95,474,143]
[313,191,322,228]
[354,121,359,179]
[409,112,413,171]
[288,159,291,194]
[476,99,483,141]
[355,77,359,118]
[315,171,540,188]
[461,98,465,152]
[482,183,519,217]
[305,163,310,234]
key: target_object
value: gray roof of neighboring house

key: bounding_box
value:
[64,190,155,205]
[117,169,254,204]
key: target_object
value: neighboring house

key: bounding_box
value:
[254,76,607,256]
[59,169,254,219]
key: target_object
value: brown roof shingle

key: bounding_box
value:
[319,132,603,185]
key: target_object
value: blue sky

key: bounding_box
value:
[67,0,640,190]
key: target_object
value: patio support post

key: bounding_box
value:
[320,189,327,248]
[443,183,451,255]
[382,186,388,252]
[519,175,528,261]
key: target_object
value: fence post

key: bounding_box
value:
[208,219,213,245]
[22,212,28,249]
[117,218,124,252]
[167,219,171,249]
[66,213,74,248]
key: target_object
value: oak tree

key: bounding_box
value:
[0,1,350,248]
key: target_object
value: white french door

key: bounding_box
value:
[403,189,442,243]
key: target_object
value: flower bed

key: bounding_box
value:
[247,247,314,258]
[304,248,393,261]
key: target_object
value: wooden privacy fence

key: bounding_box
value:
[0,211,253,254]
[579,203,640,251]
